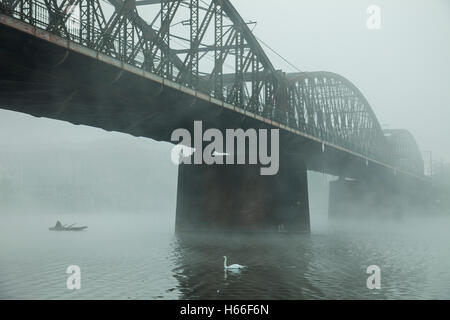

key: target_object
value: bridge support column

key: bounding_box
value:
[175,152,310,233]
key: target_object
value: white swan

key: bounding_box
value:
[223,256,246,270]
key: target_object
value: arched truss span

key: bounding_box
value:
[285,72,387,162]
[0,0,422,172]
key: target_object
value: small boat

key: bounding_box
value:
[49,226,88,232]
[49,221,87,232]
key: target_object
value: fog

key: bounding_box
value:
[0,112,177,219]
[1,0,450,300]
[237,0,450,162]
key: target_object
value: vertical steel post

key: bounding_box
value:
[214,0,223,100]
[189,0,198,88]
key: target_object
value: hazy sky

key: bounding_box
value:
[236,0,450,162]
[0,0,449,162]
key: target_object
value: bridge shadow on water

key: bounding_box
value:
[168,212,450,300]
[171,232,322,300]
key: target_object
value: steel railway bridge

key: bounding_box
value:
[0,0,430,232]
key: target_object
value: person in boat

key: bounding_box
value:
[55,220,63,230]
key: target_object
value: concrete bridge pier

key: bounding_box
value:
[175,151,310,233]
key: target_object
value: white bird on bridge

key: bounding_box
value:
[223,256,246,270]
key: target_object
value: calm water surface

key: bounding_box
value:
[1,213,450,300]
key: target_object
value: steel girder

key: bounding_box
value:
[286,72,388,163]
[0,0,281,114]
[0,0,420,171]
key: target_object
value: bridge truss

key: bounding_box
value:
[0,0,423,174]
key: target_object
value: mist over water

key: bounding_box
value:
[1,0,449,302]
[2,202,450,299]
[1,111,450,300]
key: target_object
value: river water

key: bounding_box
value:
[1,212,450,300]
